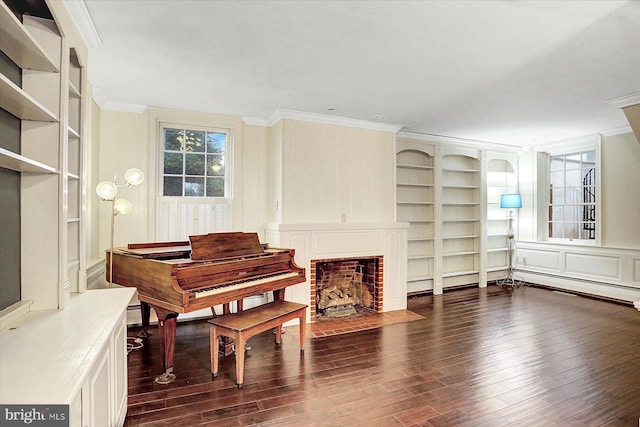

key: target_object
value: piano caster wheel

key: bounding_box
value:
[236,383,243,388]
[154,372,176,385]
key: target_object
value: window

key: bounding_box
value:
[548,150,596,240]
[162,125,227,197]
[157,121,232,241]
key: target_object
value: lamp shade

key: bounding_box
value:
[124,168,145,186]
[96,181,117,200]
[500,194,522,209]
[114,198,132,215]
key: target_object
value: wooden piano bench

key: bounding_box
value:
[208,300,307,387]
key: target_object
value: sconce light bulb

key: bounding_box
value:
[96,181,117,200]
[124,168,145,186]
[114,198,132,215]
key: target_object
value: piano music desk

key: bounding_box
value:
[209,300,307,387]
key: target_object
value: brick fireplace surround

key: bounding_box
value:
[309,256,384,323]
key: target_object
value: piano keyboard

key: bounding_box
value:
[193,271,301,299]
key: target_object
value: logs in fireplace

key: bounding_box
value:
[314,258,379,319]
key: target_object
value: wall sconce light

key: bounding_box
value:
[498,194,524,288]
[96,168,144,287]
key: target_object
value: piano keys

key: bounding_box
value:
[107,232,305,384]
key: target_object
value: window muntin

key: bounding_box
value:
[548,150,596,240]
[161,126,227,197]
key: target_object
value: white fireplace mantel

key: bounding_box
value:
[265,222,409,318]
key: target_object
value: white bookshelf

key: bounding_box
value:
[396,148,435,294]
[440,154,481,288]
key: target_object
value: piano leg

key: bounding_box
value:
[138,301,152,338]
[153,307,178,384]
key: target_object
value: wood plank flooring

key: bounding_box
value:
[124,285,640,426]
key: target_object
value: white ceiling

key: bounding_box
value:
[73,0,640,147]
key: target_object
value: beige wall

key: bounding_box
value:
[94,110,398,251]
[278,119,397,224]
[96,110,150,251]
[601,132,640,248]
[518,131,640,250]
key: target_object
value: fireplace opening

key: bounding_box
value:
[310,256,383,322]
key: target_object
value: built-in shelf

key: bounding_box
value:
[68,81,80,98]
[0,73,58,122]
[397,147,435,294]
[442,270,479,278]
[487,248,508,253]
[397,183,434,187]
[397,163,433,170]
[442,185,480,189]
[0,2,58,72]
[68,126,80,139]
[443,251,478,257]
[408,254,434,260]
[408,275,434,283]
[443,235,480,240]
[67,172,80,180]
[0,148,58,174]
[440,153,481,288]
[443,168,479,173]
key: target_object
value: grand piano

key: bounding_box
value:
[107,232,305,384]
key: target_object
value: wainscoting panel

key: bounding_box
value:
[565,252,621,280]
[633,258,640,283]
[517,241,640,304]
[518,248,562,271]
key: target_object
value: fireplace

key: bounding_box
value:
[310,256,383,322]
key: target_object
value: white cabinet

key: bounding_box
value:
[0,288,135,427]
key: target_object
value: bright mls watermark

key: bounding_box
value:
[1,405,68,426]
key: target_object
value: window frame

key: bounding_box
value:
[539,134,601,246]
[159,121,231,199]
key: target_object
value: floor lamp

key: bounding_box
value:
[96,168,145,288]
[497,193,525,288]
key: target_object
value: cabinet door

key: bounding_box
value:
[112,313,128,425]
[85,349,111,427]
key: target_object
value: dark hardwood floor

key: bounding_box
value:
[124,285,640,426]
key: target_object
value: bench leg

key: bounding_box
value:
[299,311,306,355]
[234,332,246,387]
[275,325,283,345]
[210,327,219,377]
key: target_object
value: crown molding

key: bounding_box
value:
[243,109,403,133]
[91,88,147,113]
[607,92,640,109]
[397,130,523,152]
[599,125,633,137]
[531,133,600,154]
[63,0,102,48]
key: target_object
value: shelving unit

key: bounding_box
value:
[396,149,434,294]
[0,1,86,312]
[0,3,128,425]
[440,154,481,288]
[486,157,517,277]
